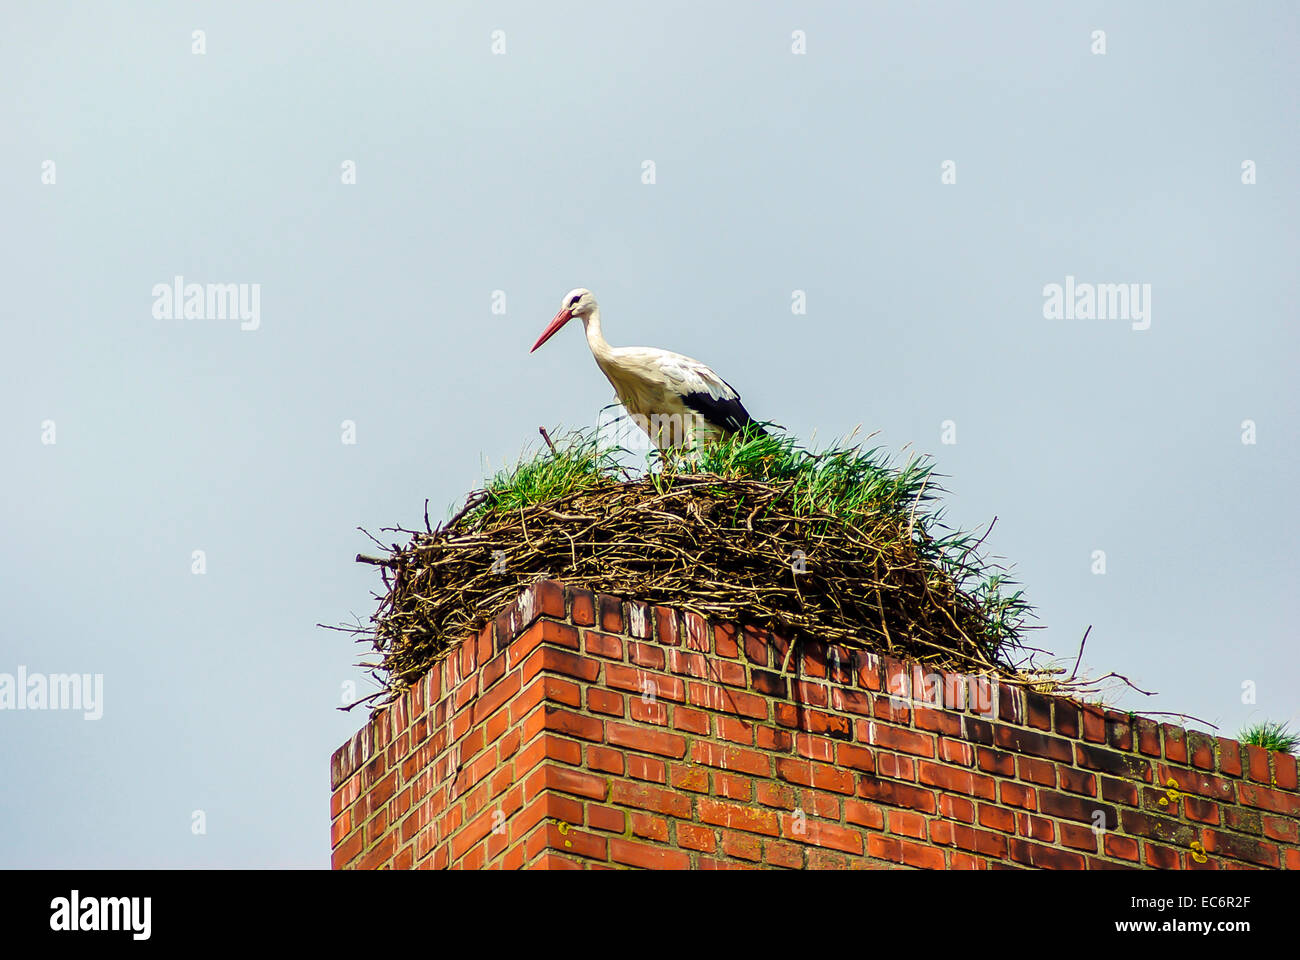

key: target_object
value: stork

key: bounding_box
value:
[530,288,766,451]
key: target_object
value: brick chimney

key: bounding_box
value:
[330,580,1300,869]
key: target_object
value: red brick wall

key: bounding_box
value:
[330,580,1300,869]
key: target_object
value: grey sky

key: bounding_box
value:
[2,2,1296,867]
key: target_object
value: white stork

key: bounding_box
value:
[530,288,766,451]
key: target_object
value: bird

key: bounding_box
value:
[530,288,767,452]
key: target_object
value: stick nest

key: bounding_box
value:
[350,430,1042,703]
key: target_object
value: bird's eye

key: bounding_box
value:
[570,295,582,306]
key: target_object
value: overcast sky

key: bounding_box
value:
[2,1,1296,867]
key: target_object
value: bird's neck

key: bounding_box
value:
[581,307,615,363]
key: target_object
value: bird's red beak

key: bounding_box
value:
[530,308,572,353]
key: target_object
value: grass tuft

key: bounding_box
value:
[1238,720,1300,755]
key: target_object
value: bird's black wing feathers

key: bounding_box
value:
[681,386,767,437]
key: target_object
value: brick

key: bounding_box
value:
[1039,791,1117,829]
[682,611,710,652]
[702,796,780,832]
[626,754,667,783]
[545,708,604,743]
[629,811,669,843]
[610,780,692,819]
[587,803,625,833]
[597,594,623,633]
[716,716,755,745]
[1144,844,1181,869]
[1104,711,1133,751]
[1018,756,1056,787]
[522,646,598,686]
[628,641,666,671]
[763,839,804,868]
[607,720,687,759]
[677,822,716,852]
[586,687,624,717]
[861,722,935,758]
[1075,743,1152,782]
[951,824,1008,859]
[1275,750,1298,791]
[336,587,1300,874]
[1023,691,1052,731]
[1058,766,1097,797]
[629,697,669,726]
[626,602,652,639]
[686,681,764,718]
[1058,822,1098,852]
[1000,781,1036,811]
[670,764,709,793]
[757,725,794,752]
[714,623,740,658]
[586,745,625,776]
[1053,703,1080,739]
[802,819,865,855]
[509,620,581,669]
[1099,776,1138,807]
[1245,745,1271,784]
[693,741,771,778]
[721,830,763,861]
[914,706,962,737]
[795,733,835,762]
[938,794,976,823]
[653,606,680,646]
[567,586,595,626]
[667,648,709,679]
[1262,815,1299,844]
[1184,796,1220,826]
[1120,809,1196,847]
[1135,719,1161,757]
[1238,782,1300,817]
[993,725,1073,763]
[607,664,685,703]
[757,781,797,809]
[1103,833,1140,862]
[672,705,710,735]
[917,761,995,800]
[899,838,946,870]
[976,804,1015,834]
[584,630,623,660]
[1016,813,1054,843]
[751,669,787,698]
[742,627,770,666]
[1197,828,1281,868]
[713,772,753,801]
[544,765,609,802]
[876,752,915,780]
[1161,724,1187,764]
[977,748,1016,777]
[844,799,885,830]
[773,756,850,794]
[1187,730,1217,771]
[857,776,937,814]
[836,743,876,774]
[830,686,873,716]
